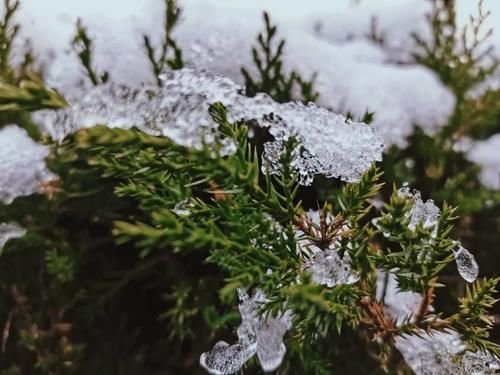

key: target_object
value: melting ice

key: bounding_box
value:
[304,248,360,287]
[200,289,291,374]
[0,125,56,204]
[35,69,384,186]
[397,183,440,237]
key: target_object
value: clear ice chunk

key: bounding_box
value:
[171,199,195,216]
[397,183,440,237]
[199,341,256,375]
[0,223,27,254]
[0,125,56,204]
[452,243,479,283]
[35,69,384,186]
[238,289,292,372]
[304,249,360,287]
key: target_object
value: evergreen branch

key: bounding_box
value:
[72,18,109,86]
[143,0,184,86]
[0,0,20,80]
[241,12,318,103]
[0,74,68,112]
[337,166,383,220]
[449,277,500,355]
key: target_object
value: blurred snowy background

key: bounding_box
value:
[10,0,500,189]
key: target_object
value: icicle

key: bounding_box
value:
[0,223,27,255]
[452,243,479,283]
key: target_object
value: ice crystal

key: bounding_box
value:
[397,183,440,237]
[304,249,360,287]
[200,289,291,374]
[35,69,384,186]
[0,125,56,204]
[200,341,256,375]
[0,223,27,255]
[452,242,479,283]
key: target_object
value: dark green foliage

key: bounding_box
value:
[0,0,19,80]
[241,12,318,103]
[143,0,184,86]
[0,75,68,112]
[450,277,500,356]
[72,19,109,86]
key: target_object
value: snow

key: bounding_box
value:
[466,134,500,190]
[0,223,26,254]
[376,271,422,325]
[395,330,465,375]
[12,0,464,147]
[0,125,55,204]
[35,69,384,185]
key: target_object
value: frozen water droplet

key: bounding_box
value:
[304,249,359,287]
[172,199,195,216]
[0,223,27,254]
[0,125,56,204]
[453,243,479,283]
[200,341,256,375]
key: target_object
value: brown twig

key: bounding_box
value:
[1,311,13,353]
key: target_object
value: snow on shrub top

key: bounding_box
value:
[36,69,384,185]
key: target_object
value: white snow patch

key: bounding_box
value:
[0,125,56,204]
